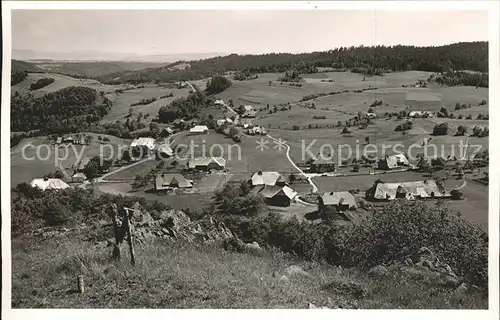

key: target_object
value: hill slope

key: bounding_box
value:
[12,232,486,309]
[97,42,488,84]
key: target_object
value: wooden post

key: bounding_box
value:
[125,206,136,266]
[77,275,85,294]
[109,203,122,261]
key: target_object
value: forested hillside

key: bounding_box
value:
[11,60,44,85]
[11,86,112,134]
[97,42,488,84]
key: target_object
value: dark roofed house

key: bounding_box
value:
[155,173,192,194]
[188,157,226,171]
[251,185,297,207]
[377,154,410,170]
[319,191,357,211]
[310,157,336,173]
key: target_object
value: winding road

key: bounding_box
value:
[213,91,319,195]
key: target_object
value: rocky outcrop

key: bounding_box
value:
[284,265,311,278]
[368,247,462,288]
[130,208,236,245]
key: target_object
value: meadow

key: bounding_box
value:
[11,72,124,97]
[12,234,486,308]
[10,133,132,188]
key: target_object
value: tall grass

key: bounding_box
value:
[12,234,487,309]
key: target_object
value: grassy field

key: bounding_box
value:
[11,72,124,97]
[11,233,487,308]
[311,169,488,232]
[102,85,191,123]
[10,133,132,188]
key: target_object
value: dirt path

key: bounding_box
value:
[96,131,183,183]
[266,134,318,197]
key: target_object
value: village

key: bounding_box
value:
[7,7,493,310]
[25,92,487,227]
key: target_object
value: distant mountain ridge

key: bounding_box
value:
[96,41,489,84]
[13,49,227,63]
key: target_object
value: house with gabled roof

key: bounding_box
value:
[155,173,193,194]
[377,154,410,170]
[318,191,357,211]
[310,157,336,173]
[188,157,226,171]
[31,178,70,191]
[365,180,450,201]
[190,125,209,135]
[250,171,287,187]
[251,185,297,207]
[72,172,87,183]
[131,137,156,151]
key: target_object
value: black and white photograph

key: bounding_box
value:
[1,1,499,316]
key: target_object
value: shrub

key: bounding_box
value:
[30,78,55,90]
[339,201,487,287]
[394,121,413,132]
[432,123,449,136]
[455,125,467,136]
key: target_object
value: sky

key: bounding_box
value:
[12,10,489,57]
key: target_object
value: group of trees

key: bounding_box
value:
[97,42,488,85]
[11,86,112,134]
[432,123,449,136]
[278,70,303,83]
[29,78,55,90]
[394,120,413,132]
[301,86,378,102]
[11,69,28,85]
[472,125,489,137]
[233,70,259,81]
[158,86,209,123]
[217,185,487,288]
[11,184,170,235]
[130,96,157,107]
[433,70,488,88]
[212,182,268,217]
[205,75,232,95]
[82,156,113,180]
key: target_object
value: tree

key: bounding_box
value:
[205,75,232,95]
[450,189,463,200]
[352,164,360,172]
[417,157,430,172]
[289,174,296,184]
[82,161,99,180]
[122,150,131,163]
[213,182,268,217]
[54,170,65,179]
[432,122,449,136]
[365,136,370,144]
[456,125,467,136]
